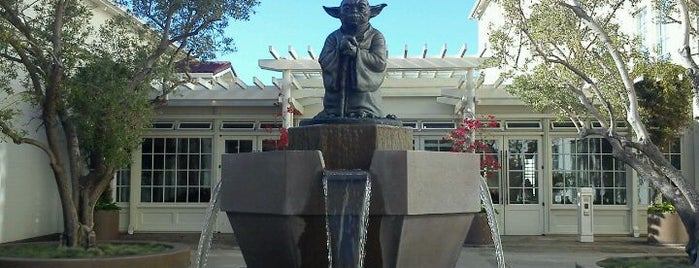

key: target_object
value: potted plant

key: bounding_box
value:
[94,190,121,241]
[647,201,688,245]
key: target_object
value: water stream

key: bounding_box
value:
[479,175,506,268]
[191,179,223,268]
[323,171,372,268]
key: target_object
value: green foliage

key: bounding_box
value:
[95,192,121,211]
[66,56,153,169]
[647,201,677,214]
[633,62,692,149]
[494,0,639,124]
[508,65,588,117]
[114,0,260,59]
[0,0,259,248]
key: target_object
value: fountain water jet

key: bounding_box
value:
[479,175,506,268]
[323,171,372,268]
[191,179,223,268]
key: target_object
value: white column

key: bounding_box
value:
[282,70,293,128]
[630,169,640,237]
[465,69,476,119]
[694,98,699,188]
[127,148,142,234]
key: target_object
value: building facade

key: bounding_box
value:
[1,0,697,243]
[469,0,699,235]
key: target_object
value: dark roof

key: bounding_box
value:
[176,61,233,75]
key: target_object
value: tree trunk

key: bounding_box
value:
[600,131,699,265]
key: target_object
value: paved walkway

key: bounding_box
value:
[200,235,686,268]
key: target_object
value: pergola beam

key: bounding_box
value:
[307,46,317,60]
[253,77,265,90]
[288,45,299,60]
[456,43,467,58]
[260,57,489,72]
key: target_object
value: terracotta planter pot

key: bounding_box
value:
[0,241,191,268]
[648,213,688,245]
[94,210,120,241]
[464,212,494,246]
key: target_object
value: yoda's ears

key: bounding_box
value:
[323,6,341,18]
[323,4,387,19]
[370,3,387,18]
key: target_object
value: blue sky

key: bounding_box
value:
[222,0,479,84]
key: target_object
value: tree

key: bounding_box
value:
[488,0,699,264]
[0,0,258,248]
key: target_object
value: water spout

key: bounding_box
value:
[191,179,223,268]
[323,171,372,268]
[479,175,506,268]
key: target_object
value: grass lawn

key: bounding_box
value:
[0,242,170,258]
[597,255,692,268]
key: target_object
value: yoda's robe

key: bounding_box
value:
[317,24,387,118]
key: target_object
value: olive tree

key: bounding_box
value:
[489,0,699,264]
[0,0,258,248]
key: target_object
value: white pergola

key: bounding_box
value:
[165,44,492,128]
[260,45,491,127]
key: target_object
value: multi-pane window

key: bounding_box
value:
[635,7,648,53]
[115,169,130,202]
[481,139,502,204]
[141,137,213,203]
[655,0,670,58]
[646,138,682,204]
[662,138,682,170]
[423,139,452,152]
[507,139,539,205]
[224,139,253,153]
[551,137,627,205]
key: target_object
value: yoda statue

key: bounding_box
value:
[303,0,398,125]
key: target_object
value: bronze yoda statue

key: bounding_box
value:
[303,0,398,126]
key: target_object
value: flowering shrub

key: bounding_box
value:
[446,115,502,176]
[277,127,289,149]
[263,100,296,150]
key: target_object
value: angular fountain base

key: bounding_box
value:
[367,214,474,268]
[365,150,479,268]
[221,125,480,268]
[226,214,327,267]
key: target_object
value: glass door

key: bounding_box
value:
[502,137,544,235]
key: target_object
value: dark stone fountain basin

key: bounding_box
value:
[221,124,480,268]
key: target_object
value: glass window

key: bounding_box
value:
[480,139,502,204]
[635,7,648,53]
[423,139,452,152]
[551,137,627,205]
[507,139,539,205]
[140,137,213,203]
[655,1,670,58]
[115,169,130,203]
[644,137,682,205]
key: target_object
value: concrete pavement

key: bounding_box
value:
[200,235,686,268]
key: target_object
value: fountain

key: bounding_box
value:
[323,171,372,267]
[479,176,506,268]
[218,1,482,267]
[191,180,223,268]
